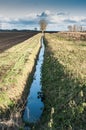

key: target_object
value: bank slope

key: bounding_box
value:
[0,34,41,117]
[39,33,86,130]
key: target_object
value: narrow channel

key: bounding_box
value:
[23,37,45,125]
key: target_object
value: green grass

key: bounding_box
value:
[0,34,41,111]
[0,35,40,86]
[0,92,10,105]
[35,33,86,130]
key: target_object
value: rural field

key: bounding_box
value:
[35,32,86,130]
[0,31,38,53]
[0,0,86,130]
[0,31,86,130]
[0,31,41,129]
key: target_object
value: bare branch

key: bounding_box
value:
[39,19,47,33]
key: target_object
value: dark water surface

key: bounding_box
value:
[23,37,45,123]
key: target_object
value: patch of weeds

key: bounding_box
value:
[19,127,24,130]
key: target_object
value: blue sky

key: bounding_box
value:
[0,0,86,30]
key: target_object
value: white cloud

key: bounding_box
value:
[0,11,86,31]
[0,16,11,22]
[45,10,51,15]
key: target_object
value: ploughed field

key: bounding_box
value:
[0,31,38,53]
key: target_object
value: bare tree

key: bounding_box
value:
[39,19,47,35]
[34,27,37,31]
[68,25,72,32]
[73,25,77,32]
[79,26,83,32]
[67,25,85,32]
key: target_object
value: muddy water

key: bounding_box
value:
[23,37,45,124]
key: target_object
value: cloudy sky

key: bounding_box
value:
[0,0,86,31]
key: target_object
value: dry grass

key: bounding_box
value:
[0,33,42,130]
[36,33,86,130]
[0,33,41,111]
[46,33,86,83]
[55,32,86,41]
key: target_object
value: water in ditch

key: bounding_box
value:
[23,37,45,125]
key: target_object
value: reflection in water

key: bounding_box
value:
[23,37,45,123]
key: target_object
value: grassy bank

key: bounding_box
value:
[0,34,41,129]
[54,32,86,41]
[36,33,86,130]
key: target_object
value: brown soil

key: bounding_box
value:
[0,31,38,53]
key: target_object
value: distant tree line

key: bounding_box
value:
[68,25,86,32]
